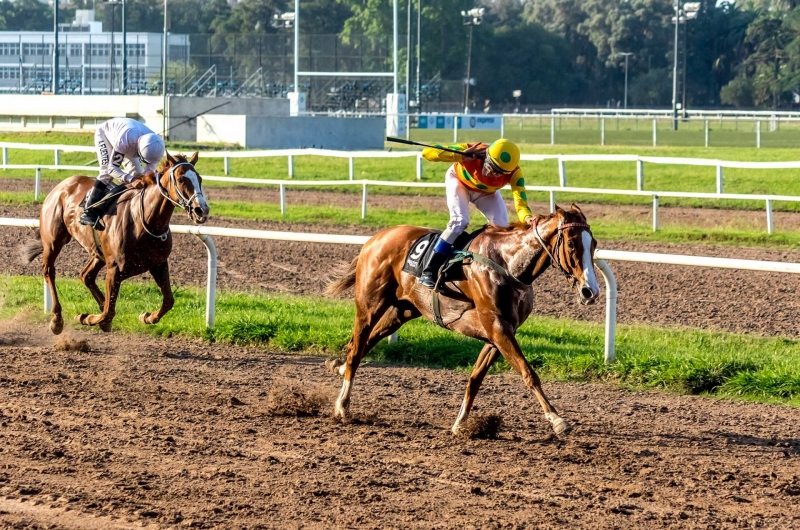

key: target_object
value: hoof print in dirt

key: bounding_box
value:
[267,382,329,417]
[53,338,91,352]
[456,414,503,440]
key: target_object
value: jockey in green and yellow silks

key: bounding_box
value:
[418,138,533,289]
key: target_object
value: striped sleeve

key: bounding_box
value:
[509,168,532,223]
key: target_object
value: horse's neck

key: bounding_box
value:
[489,220,553,285]
[142,177,175,231]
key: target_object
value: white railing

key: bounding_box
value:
[4,159,799,234]
[5,217,800,365]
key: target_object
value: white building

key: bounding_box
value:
[0,10,189,94]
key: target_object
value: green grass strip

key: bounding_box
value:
[2,275,799,406]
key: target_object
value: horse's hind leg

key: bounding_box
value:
[333,301,405,421]
[139,262,174,325]
[80,256,106,310]
[41,228,71,335]
[451,344,501,434]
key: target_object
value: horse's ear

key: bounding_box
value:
[190,151,199,166]
[570,203,586,219]
[166,151,177,165]
[554,204,566,216]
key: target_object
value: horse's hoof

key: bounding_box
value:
[75,313,89,325]
[325,359,345,375]
[99,321,112,333]
[49,318,63,335]
[551,417,572,436]
[139,312,151,325]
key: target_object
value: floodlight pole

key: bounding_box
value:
[393,0,398,94]
[162,0,167,137]
[415,0,421,107]
[52,0,59,94]
[464,23,473,114]
[405,0,410,108]
[293,0,298,92]
[620,52,632,110]
[671,0,679,131]
[122,0,127,94]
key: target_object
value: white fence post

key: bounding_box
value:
[716,165,724,194]
[196,234,218,328]
[600,118,605,146]
[500,115,505,138]
[652,195,659,231]
[349,157,355,181]
[43,279,52,313]
[549,190,556,213]
[704,119,709,148]
[453,116,458,143]
[416,153,423,180]
[34,168,41,201]
[766,199,774,234]
[223,156,230,176]
[287,154,294,179]
[362,183,368,219]
[636,159,644,191]
[54,149,60,166]
[558,158,567,187]
[594,259,617,364]
[550,115,555,145]
[279,184,286,215]
[2,147,7,166]
[652,118,657,147]
[757,120,761,148]
[388,332,399,344]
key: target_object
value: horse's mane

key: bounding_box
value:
[140,154,189,187]
[481,207,587,234]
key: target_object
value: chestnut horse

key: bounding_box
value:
[326,204,599,436]
[20,152,209,335]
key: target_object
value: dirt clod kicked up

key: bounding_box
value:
[267,380,329,416]
[456,413,504,440]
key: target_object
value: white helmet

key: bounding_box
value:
[138,133,165,164]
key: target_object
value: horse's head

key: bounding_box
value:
[537,204,599,305]
[158,151,209,224]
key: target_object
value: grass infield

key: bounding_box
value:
[2,275,798,406]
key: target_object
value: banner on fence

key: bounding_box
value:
[416,115,501,130]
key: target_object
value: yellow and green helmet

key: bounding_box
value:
[487,138,520,173]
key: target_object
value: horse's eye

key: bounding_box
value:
[567,241,575,249]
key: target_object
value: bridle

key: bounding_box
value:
[532,216,591,287]
[156,161,202,214]
[135,161,202,241]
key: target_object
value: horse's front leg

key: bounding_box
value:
[451,344,501,434]
[139,262,174,325]
[482,314,571,436]
[78,265,122,333]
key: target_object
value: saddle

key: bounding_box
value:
[402,228,484,286]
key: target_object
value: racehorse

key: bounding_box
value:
[20,152,209,335]
[326,204,599,436]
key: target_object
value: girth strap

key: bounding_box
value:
[430,249,526,329]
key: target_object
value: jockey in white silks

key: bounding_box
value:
[79,117,166,229]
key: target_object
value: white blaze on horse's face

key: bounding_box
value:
[184,169,209,224]
[579,231,600,304]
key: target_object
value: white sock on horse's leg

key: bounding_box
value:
[335,379,352,418]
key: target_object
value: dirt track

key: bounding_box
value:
[2,201,800,337]
[0,321,798,529]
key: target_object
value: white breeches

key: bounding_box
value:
[441,166,509,244]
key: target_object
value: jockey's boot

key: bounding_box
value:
[419,238,453,289]
[79,180,110,230]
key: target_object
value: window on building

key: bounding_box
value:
[90,44,109,57]
[0,43,20,56]
[23,44,53,56]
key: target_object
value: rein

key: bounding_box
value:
[533,217,591,287]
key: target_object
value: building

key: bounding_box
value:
[0,10,189,95]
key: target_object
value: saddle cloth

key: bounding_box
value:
[402,229,483,281]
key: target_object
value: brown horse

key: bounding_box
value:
[21,152,209,335]
[326,204,599,436]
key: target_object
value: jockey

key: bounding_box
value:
[418,138,532,288]
[79,117,166,229]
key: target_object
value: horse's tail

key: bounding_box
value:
[325,256,358,296]
[19,230,43,264]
